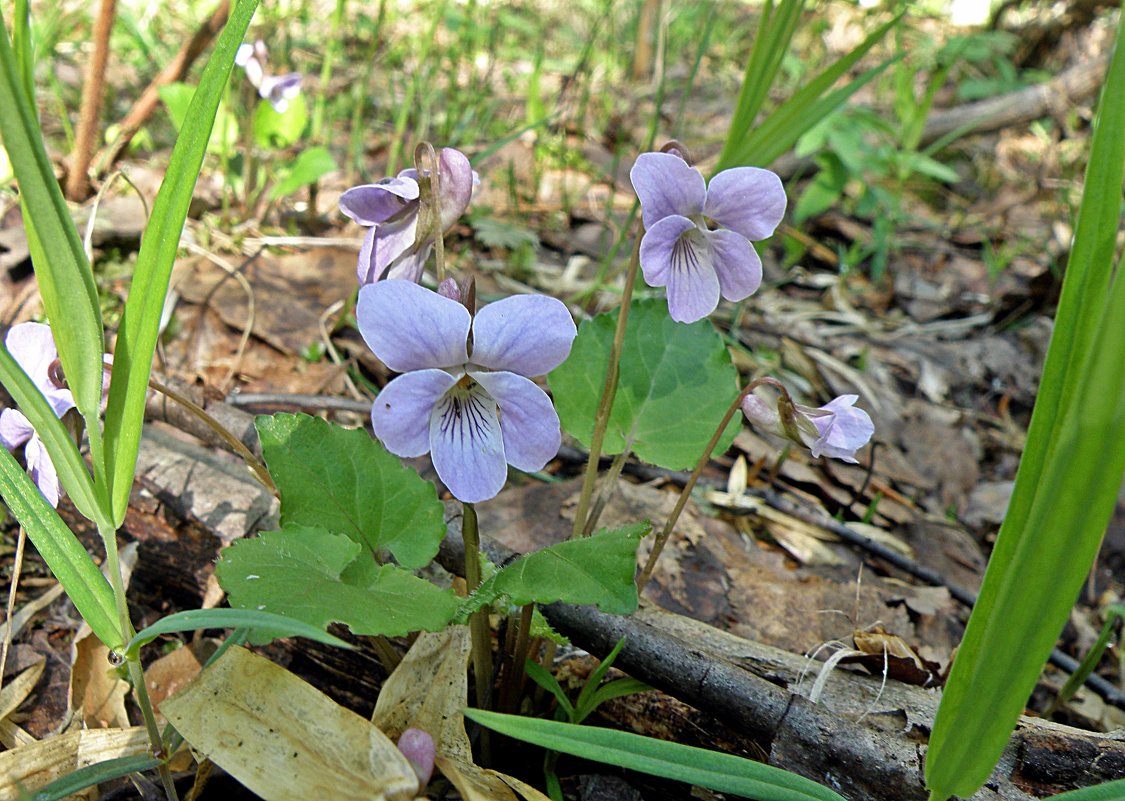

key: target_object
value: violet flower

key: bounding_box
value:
[235,40,302,113]
[0,323,76,506]
[397,728,435,786]
[741,391,874,464]
[358,280,576,503]
[630,151,787,323]
[339,148,477,285]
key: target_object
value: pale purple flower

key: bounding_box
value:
[630,151,787,323]
[235,40,302,113]
[397,728,435,786]
[741,391,874,464]
[358,280,576,503]
[0,323,76,506]
[339,148,477,285]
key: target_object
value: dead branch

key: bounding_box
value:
[92,0,231,177]
[66,0,118,201]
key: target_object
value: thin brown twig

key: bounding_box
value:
[66,0,118,200]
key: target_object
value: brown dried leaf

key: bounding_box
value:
[0,727,149,801]
[161,645,419,801]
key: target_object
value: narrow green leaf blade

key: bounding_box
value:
[0,341,101,522]
[125,607,352,658]
[465,710,848,801]
[926,11,1125,800]
[27,755,163,801]
[256,414,446,568]
[216,526,460,638]
[0,15,104,421]
[104,0,261,526]
[0,446,119,649]
[1048,779,1125,801]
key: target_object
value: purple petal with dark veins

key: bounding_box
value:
[357,280,470,372]
[630,152,706,229]
[470,295,576,377]
[371,370,459,458]
[471,371,560,472]
[638,215,696,288]
[429,382,506,503]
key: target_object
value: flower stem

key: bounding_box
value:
[635,379,764,592]
[461,503,493,709]
[98,521,179,801]
[570,237,642,539]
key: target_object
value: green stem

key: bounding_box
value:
[99,521,179,801]
[462,504,493,701]
[635,379,765,592]
[570,238,642,539]
[581,442,632,538]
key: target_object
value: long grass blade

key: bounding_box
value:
[103,0,260,526]
[467,710,847,801]
[0,446,119,649]
[925,9,1125,799]
[0,14,105,426]
[26,754,162,801]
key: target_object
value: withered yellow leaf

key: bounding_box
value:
[0,727,148,801]
[161,645,419,801]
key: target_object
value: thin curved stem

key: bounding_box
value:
[570,237,642,539]
[636,379,766,592]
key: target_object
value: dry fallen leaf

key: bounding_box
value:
[161,645,419,801]
[68,631,130,729]
[0,727,149,801]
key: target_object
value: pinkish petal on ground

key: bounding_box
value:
[429,382,506,503]
[357,280,470,372]
[397,728,435,786]
[708,228,763,302]
[703,167,787,241]
[630,152,706,229]
[470,295,576,377]
[371,370,459,458]
[471,371,561,472]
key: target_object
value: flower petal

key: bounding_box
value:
[0,408,33,451]
[437,148,476,230]
[630,152,706,229]
[798,395,874,463]
[372,370,459,458]
[339,179,420,226]
[471,371,561,472]
[708,228,763,303]
[470,296,577,376]
[641,221,719,323]
[638,215,696,288]
[429,382,507,503]
[357,216,424,285]
[703,167,786,241]
[24,434,60,507]
[5,323,73,416]
[260,72,302,112]
[357,280,470,371]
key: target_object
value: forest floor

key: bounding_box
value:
[2,1,1125,799]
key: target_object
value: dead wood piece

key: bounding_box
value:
[66,0,118,201]
[436,525,1125,801]
[92,0,231,176]
[144,375,261,458]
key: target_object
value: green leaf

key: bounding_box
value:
[158,82,194,130]
[27,755,163,801]
[0,446,119,649]
[159,83,239,155]
[465,710,848,801]
[104,0,261,527]
[0,13,104,426]
[461,524,647,620]
[252,93,308,149]
[269,146,338,200]
[217,526,460,638]
[926,9,1125,800]
[549,299,740,470]
[497,523,645,613]
[257,413,446,568]
[0,341,102,522]
[1048,780,1125,800]
[523,659,575,719]
[125,607,351,658]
